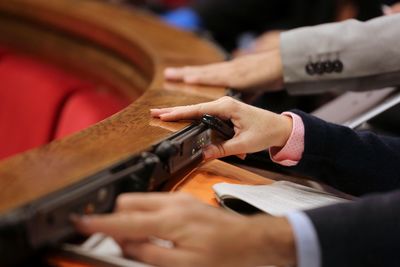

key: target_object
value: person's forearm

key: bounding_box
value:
[287,110,400,196]
[305,190,400,267]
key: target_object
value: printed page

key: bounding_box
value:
[213,181,349,216]
[63,233,152,267]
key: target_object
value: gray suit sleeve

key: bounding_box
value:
[280,14,400,95]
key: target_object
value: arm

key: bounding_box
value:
[287,110,400,196]
[150,98,400,267]
[152,97,400,196]
[281,14,400,94]
[164,14,400,94]
[74,97,400,267]
[305,189,400,267]
[74,192,297,267]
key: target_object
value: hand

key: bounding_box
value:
[164,49,284,92]
[74,192,296,267]
[386,2,400,14]
[151,96,293,160]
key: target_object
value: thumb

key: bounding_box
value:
[202,139,242,160]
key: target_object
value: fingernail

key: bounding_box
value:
[164,68,177,77]
[150,109,160,116]
[159,114,169,120]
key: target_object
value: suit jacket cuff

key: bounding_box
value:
[280,14,400,95]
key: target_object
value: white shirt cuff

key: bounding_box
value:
[286,211,321,267]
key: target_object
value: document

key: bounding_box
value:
[213,181,349,216]
[63,234,152,267]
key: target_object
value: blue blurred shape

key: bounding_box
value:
[162,7,201,31]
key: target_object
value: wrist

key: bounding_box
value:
[273,114,293,148]
[270,48,284,90]
[256,49,284,92]
[249,215,297,266]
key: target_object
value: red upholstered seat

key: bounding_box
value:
[0,49,129,160]
[0,46,9,57]
[55,90,129,139]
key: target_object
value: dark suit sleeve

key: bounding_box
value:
[287,110,400,196]
[304,190,400,267]
[284,111,400,266]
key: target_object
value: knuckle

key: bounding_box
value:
[197,103,211,117]
[220,96,238,108]
[219,96,232,103]
[230,100,241,114]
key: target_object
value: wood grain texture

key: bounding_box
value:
[166,160,273,206]
[0,0,226,215]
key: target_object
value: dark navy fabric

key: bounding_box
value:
[288,110,400,267]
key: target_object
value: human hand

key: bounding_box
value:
[151,96,293,160]
[164,49,284,92]
[74,192,296,267]
[386,2,400,14]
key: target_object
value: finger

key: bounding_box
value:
[164,67,186,81]
[164,66,206,81]
[158,97,236,122]
[182,64,232,87]
[158,105,206,121]
[114,193,171,212]
[73,213,161,240]
[123,241,199,267]
[150,108,174,117]
[165,65,219,82]
[202,137,245,159]
[165,64,231,87]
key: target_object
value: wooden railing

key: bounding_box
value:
[0,0,226,216]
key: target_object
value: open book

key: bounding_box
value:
[213,181,350,216]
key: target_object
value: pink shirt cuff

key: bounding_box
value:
[269,112,305,166]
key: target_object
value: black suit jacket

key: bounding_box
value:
[288,110,400,267]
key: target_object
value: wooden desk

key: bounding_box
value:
[0,0,226,216]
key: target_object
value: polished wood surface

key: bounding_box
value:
[0,0,226,215]
[167,160,273,206]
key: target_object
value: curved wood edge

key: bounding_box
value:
[0,0,227,215]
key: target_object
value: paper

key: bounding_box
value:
[213,181,348,216]
[63,234,152,267]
